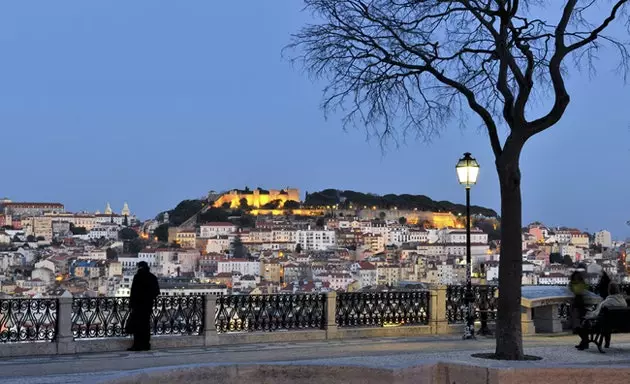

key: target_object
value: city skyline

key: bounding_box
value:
[1,1,628,237]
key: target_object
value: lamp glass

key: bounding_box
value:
[456,152,480,187]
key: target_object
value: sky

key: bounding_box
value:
[0,1,628,238]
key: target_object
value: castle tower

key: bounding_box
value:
[104,203,113,215]
[121,202,130,217]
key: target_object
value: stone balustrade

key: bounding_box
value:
[2,285,578,358]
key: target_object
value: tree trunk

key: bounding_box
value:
[494,152,525,360]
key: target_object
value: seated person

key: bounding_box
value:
[576,283,627,350]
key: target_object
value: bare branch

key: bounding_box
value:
[286,0,630,154]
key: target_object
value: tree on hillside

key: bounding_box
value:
[379,212,386,221]
[221,202,231,209]
[563,254,574,267]
[398,217,407,225]
[239,198,249,210]
[283,200,300,209]
[169,200,203,226]
[295,243,303,254]
[119,227,139,241]
[315,217,325,228]
[69,224,87,235]
[154,224,169,243]
[231,236,247,259]
[198,208,230,223]
[549,252,563,264]
[288,0,630,359]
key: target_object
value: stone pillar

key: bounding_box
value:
[56,296,76,354]
[325,291,338,339]
[430,286,449,334]
[533,304,563,333]
[204,294,219,346]
[521,306,536,335]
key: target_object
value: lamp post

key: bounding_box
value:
[456,152,480,340]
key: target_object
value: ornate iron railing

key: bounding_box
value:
[215,294,326,333]
[446,285,498,324]
[72,296,204,339]
[336,291,430,327]
[0,299,58,343]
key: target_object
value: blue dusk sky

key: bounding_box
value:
[0,2,628,238]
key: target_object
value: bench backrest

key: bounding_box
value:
[600,307,630,333]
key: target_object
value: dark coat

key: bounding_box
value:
[597,272,611,299]
[130,267,160,313]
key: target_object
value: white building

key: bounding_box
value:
[217,259,261,276]
[137,249,159,269]
[88,224,120,240]
[316,272,354,291]
[594,230,612,248]
[438,228,488,244]
[355,261,377,288]
[296,229,336,251]
[199,222,236,238]
[204,236,231,254]
[538,273,570,285]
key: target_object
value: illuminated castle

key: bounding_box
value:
[213,188,300,209]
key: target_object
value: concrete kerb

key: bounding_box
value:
[98,362,630,384]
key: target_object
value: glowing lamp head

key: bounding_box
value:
[456,152,480,188]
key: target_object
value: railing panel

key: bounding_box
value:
[71,296,204,339]
[0,299,58,343]
[446,285,497,324]
[215,294,326,333]
[336,291,430,328]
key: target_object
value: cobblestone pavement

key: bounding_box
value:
[2,334,630,384]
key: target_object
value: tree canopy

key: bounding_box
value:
[162,199,203,227]
[283,200,301,209]
[119,227,139,241]
[304,189,497,217]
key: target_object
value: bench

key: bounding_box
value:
[582,306,630,353]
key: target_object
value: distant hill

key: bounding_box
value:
[304,189,498,217]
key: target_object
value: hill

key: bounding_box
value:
[303,189,498,217]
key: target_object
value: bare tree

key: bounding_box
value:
[287,0,630,359]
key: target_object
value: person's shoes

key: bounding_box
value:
[575,343,589,350]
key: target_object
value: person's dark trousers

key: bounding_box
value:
[577,327,590,349]
[605,332,611,348]
[132,310,151,350]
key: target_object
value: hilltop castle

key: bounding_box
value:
[212,188,300,209]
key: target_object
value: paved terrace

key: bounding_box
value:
[2,334,630,383]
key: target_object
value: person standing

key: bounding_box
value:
[127,261,160,351]
[597,271,611,300]
[569,269,587,334]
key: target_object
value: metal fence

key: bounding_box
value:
[336,291,430,327]
[446,285,498,324]
[0,298,58,343]
[71,296,204,339]
[215,294,326,333]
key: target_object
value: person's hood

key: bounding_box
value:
[605,294,627,307]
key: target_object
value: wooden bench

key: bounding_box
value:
[582,306,630,353]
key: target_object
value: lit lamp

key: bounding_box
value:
[455,152,480,340]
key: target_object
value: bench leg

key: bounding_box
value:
[590,331,605,353]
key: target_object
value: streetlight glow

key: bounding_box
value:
[456,152,480,188]
[455,151,482,340]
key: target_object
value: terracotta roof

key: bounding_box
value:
[5,202,63,207]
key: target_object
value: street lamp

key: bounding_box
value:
[456,152,480,340]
